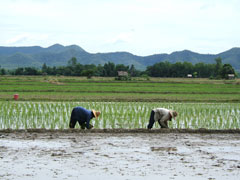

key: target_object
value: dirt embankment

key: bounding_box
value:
[1,128,240,134]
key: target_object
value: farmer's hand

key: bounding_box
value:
[89,124,94,129]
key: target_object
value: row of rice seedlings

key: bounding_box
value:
[0,102,239,129]
[170,103,240,129]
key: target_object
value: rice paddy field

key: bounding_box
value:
[0,76,239,130]
[1,76,240,180]
[0,101,239,130]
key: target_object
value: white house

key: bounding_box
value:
[228,74,235,79]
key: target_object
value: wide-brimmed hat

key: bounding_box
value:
[170,110,178,120]
[92,110,101,119]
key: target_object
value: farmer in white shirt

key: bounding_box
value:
[147,108,178,129]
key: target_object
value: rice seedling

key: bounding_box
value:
[0,101,239,130]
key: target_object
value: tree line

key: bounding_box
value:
[146,57,236,79]
[0,57,237,79]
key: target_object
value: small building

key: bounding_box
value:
[228,74,235,79]
[118,71,128,77]
[187,74,192,78]
[116,71,129,80]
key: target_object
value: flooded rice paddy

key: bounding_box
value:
[0,130,240,180]
[0,102,239,130]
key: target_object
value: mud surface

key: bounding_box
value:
[0,129,240,180]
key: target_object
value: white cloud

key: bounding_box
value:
[106,31,134,45]
[0,0,240,55]
[6,33,49,46]
[6,34,29,45]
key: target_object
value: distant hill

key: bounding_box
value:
[0,44,240,72]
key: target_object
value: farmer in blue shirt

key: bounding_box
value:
[69,107,100,129]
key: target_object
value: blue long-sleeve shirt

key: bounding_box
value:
[71,107,94,129]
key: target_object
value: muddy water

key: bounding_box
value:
[0,131,240,180]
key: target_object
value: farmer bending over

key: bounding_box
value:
[147,108,177,129]
[69,106,100,129]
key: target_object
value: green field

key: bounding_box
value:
[0,76,240,102]
[0,76,239,130]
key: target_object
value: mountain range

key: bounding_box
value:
[0,44,240,72]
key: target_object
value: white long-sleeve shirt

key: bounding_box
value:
[153,108,171,124]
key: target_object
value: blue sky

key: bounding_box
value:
[1,0,240,55]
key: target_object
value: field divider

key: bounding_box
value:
[1,128,240,134]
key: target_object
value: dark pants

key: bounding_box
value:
[69,110,93,129]
[69,110,86,129]
[147,110,167,129]
[69,117,86,129]
[147,110,155,129]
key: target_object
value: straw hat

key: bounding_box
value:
[92,110,101,119]
[170,110,178,120]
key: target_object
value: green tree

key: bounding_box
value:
[42,63,48,74]
[0,68,6,75]
[81,69,95,79]
[221,64,236,79]
[15,68,24,75]
[214,57,223,78]
[129,64,140,77]
[96,64,104,76]
[74,64,84,76]
[24,67,39,75]
[68,57,77,67]
[115,64,129,72]
[146,62,169,77]
[194,63,214,78]
[170,62,188,77]
[193,72,198,78]
[103,62,115,77]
